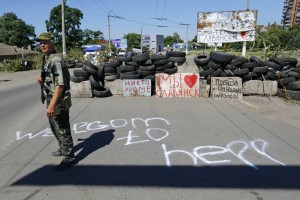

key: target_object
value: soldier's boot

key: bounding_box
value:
[55,149,76,171]
[51,148,63,157]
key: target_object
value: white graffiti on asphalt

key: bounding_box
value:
[13,117,285,169]
[162,139,286,169]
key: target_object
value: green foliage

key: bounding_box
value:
[83,29,104,44]
[66,48,84,63]
[45,4,83,49]
[1,59,22,72]
[123,33,141,49]
[164,32,183,47]
[0,12,36,47]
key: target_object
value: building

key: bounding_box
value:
[150,35,164,53]
[282,0,300,29]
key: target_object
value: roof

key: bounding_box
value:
[0,43,38,56]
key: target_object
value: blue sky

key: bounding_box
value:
[1,0,284,40]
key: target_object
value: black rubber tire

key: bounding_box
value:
[269,58,285,69]
[250,56,265,66]
[120,73,141,79]
[291,67,300,73]
[288,71,300,78]
[200,65,210,71]
[71,76,88,83]
[105,74,119,81]
[277,88,300,100]
[164,67,178,74]
[132,53,150,63]
[105,61,121,68]
[154,59,169,66]
[84,60,98,71]
[253,66,269,73]
[278,57,298,67]
[232,55,249,64]
[139,65,156,71]
[224,64,236,70]
[93,87,112,98]
[140,59,153,66]
[278,71,289,78]
[200,69,215,77]
[156,62,174,71]
[97,64,105,80]
[169,56,186,63]
[104,66,117,73]
[286,81,300,90]
[138,70,156,76]
[125,61,139,67]
[168,51,186,57]
[240,62,257,69]
[85,65,98,76]
[89,75,103,90]
[266,71,277,80]
[264,60,281,71]
[119,65,137,72]
[210,51,233,64]
[234,68,249,76]
[116,57,132,62]
[150,54,168,60]
[242,73,253,81]
[194,54,210,66]
[73,70,89,77]
[211,68,223,77]
[279,77,297,85]
[224,70,235,77]
[207,61,220,70]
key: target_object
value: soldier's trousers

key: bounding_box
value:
[48,110,74,157]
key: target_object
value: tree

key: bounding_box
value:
[164,32,183,47]
[123,33,141,49]
[0,12,36,47]
[45,3,83,49]
[82,29,103,44]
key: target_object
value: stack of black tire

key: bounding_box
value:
[71,60,112,98]
[194,51,300,98]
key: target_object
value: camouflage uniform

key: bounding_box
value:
[42,53,74,159]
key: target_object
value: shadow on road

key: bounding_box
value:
[73,129,115,163]
[12,165,300,189]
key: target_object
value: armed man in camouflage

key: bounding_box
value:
[35,32,75,171]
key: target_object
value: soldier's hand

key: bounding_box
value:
[36,76,43,84]
[47,106,55,118]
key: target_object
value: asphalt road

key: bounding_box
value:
[0,68,300,200]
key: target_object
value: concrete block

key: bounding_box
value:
[105,79,123,95]
[243,80,278,96]
[70,81,93,98]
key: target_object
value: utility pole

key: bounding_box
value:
[108,9,112,53]
[61,0,66,56]
[290,0,299,28]
[140,25,143,51]
[180,23,190,54]
[242,0,250,57]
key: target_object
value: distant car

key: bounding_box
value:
[117,49,126,56]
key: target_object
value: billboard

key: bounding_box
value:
[111,39,128,49]
[197,10,258,43]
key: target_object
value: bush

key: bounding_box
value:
[0,59,22,72]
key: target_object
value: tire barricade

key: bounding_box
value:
[194,51,300,99]
[71,52,187,97]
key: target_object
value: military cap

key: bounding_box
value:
[37,32,54,41]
